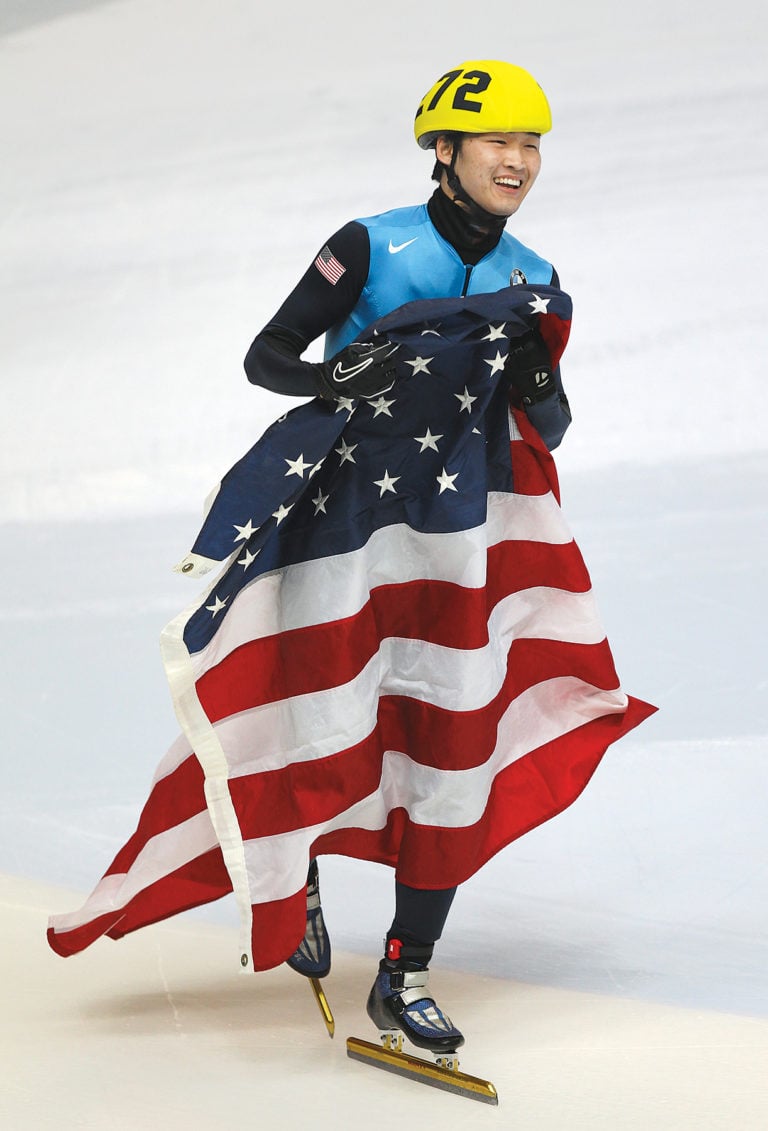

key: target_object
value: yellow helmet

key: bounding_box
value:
[414,60,552,149]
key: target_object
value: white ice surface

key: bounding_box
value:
[8,873,768,1131]
[2,0,767,1126]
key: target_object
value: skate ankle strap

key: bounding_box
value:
[386,968,430,997]
[400,969,430,991]
[385,937,433,965]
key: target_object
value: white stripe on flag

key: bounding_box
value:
[48,810,219,933]
[216,584,607,779]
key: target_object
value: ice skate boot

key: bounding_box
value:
[366,956,464,1062]
[286,859,334,1038]
[286,859,331,979]
[347,943,497,1104]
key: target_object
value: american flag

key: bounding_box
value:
[48,285,656,971]
[314,243,346,285]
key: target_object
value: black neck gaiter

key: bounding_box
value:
[426,186,506,266]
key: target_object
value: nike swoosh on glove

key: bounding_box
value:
[315,339,400,401]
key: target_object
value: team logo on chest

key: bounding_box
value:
[509,268,527,286]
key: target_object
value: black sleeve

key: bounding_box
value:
[244,221,370,396]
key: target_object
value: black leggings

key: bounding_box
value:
[388,881,457,949]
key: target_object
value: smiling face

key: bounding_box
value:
[435,132,542,218]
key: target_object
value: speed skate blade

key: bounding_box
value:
[346,1037,498,1106]
[309,977,335,1038]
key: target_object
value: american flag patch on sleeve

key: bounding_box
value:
[314,245,346,285]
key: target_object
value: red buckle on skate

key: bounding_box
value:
[386,937,403,961]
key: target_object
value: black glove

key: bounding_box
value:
[315,339,400,401]
[505,329,556,404]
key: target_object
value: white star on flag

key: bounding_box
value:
[484,350,508,376]
[284,453,313,478]
[312,490,329,515]
[528,294,551,314]
[436,467,459,494]
[413,427,443,453]
[272,503,293,524]
[405,356,434,375]
[334,397,355,414]
[205,595,228,617]
[335,439,358,464]
[454,387,478,413]
[237,548,259,569]
[370,396,396,418]
[481,323,507,341]
[233,519,258,542]
[373,470,400,497]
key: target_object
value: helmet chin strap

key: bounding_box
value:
[444,146,507,235]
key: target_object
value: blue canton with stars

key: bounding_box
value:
[183,285,571,654]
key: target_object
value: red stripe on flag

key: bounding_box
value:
[228,637,623,838]
[107,753,208,875]
[47,848,231,957]
[196,538,591,720]
[510,410,561,502]
[538,312,571,369]
[312,695,655,889]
